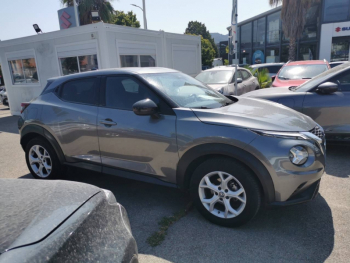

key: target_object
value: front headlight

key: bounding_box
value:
[289,146,308,165]
[250,130,308,140]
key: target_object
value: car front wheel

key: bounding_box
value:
[190,157,262,227]
[25,138,63,179]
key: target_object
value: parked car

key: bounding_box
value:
[329,61,348,68]
[272,60,330,87]
[0,179,138,262]
[0,88,8,107]
[242,62,350,142]
[250,63,285,80]
[195,66,260,95]
[18,67,325,227]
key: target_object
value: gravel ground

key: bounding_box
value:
[0,104,349,262]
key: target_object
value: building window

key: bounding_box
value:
[60,54,98,76]
[301,3,320,41]
[266,47,280,63]
[240,49,251,65]
[240,23,252,49]
[267,12,281,45]
[331,36,350,62]
[323,0,350,23]
[253,17,266,47]
[8,58,39,85]
[120,55,156,67]
[281,45,296,62]
[299,43,318,61]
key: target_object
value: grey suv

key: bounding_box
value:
[18,67,326,227]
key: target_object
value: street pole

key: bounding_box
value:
[73,0,79,27]
[231,0,238,95]
[142,0,147,29]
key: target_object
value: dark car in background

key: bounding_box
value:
[250,63,284,80]
[0,179,138,263]
[329,61,348,68]
[242,62,350,142]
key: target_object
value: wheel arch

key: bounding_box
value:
[20,124,65,164]
[176,143,275,204]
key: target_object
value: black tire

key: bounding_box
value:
[25,137,64,179]
[190,157,262,227]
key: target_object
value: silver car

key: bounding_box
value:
[18,67,325,227]
[195,66,259,95]
[242,62,350,142]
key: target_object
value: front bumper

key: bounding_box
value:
[268,179,320,207]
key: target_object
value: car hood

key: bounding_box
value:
[207,84,227,91]
[241,86,294,98]
[0,179,101,253]
[192,97,315,131]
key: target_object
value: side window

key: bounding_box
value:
[105,77,159,110]
[240,70,251,80]
[269,66,283,74]
[59,78,97,105]
[232,71,243,82]
[329,70,350,92]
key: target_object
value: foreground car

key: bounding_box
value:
[272,60,330,87]
[0,179,138,263]
[195,66,259,95]
[242,62,350,142]
[18,67,325,227]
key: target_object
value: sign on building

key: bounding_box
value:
[57,7,79,30]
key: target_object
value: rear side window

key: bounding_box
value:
[59,78,98,105]
[329,69,350,92]
[240,70,251,80]
[266,66,283,74]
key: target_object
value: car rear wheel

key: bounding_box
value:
[190,157,262,227]
[25,138,63,179]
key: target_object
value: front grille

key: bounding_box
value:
[310,126,324,140]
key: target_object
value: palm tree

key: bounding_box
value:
[60,0,114,25]
[269,0,314,61]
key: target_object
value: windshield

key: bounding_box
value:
[278,65,328,80]
[141,72,232,109]
[195,70,233,84]
[295,62,350,92]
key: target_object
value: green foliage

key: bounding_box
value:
[246,66,272,88]
[113,11,140,28]
[60,0,115,25]
[200,36,216,66]
[226,45,229,54]
[224,59,229,65]
[185,21,218,57]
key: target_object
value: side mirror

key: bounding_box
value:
[271,75,276,82]
[316,82,338,94]
[132,99,158,116]
[236,78,243,84]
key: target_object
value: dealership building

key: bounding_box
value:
[229,0,350,65]
[0,9,201,115]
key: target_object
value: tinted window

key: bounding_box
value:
[60,78,97,105]
[329,70,350,91]
[240,70,251,80]
[266,65,283,74]
[105,77,159,110]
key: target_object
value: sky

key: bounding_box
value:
[0,0,272,41]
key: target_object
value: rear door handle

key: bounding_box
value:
[100,119,117,126]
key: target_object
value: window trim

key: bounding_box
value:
[58,54,99,76]
[5,49,40,86]
[119,54,157,68]
[56,77,101,106]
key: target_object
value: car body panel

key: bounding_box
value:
[0,179,137,263]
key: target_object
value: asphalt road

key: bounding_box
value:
[1,104,349,262]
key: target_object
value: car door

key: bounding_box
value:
[229,70,245,95]
[239,70,254,94]
[302,69,350,137]
[97,75,178,181]
[41,77,101,164]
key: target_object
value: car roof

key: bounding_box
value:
[48,67,179,82]
[203,66,236,71]
[285,60,327,66]
[329,61,348,64]
[250,63,285,68]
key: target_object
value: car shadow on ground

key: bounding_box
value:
[19,166,334,263]
[325,143,350,178]
[0,115,19,134]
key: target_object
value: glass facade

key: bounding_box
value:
[237,1,324,64]
[323,0,350,23]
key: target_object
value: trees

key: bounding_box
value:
[269,0,314,61]
[113,11,140,28]
[200,36,216,67]
[60,0,114,25]
[185,21,218,57]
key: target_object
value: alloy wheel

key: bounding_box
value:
[198,171,246,219]
[29,145,52,178]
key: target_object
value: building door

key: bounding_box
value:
[331,36,350,62]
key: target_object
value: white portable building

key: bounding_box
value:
[0,22,201,115]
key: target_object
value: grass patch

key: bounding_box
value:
[147,202,192,247]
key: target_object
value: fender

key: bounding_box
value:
[20,124,66,164]
[176,143,275,204]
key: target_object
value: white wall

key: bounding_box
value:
[320,21,350,62]
[0,23,201,115]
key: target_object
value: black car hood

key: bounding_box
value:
[192,97,316,132]
[0,179,100,253]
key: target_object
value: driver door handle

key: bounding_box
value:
[100,119,117,126]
